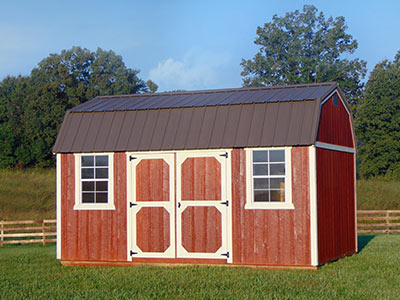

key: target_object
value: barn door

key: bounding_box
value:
[128,153,175,258]
[176,151,230,260]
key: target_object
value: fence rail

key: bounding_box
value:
[0,219,56,246]
[0,211,399,246]
[357,210,400,234]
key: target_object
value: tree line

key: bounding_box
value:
[0,5,398,179]
[0,47,156,168]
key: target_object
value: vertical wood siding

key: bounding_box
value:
[180,156,223,254]
[317,94,354,147]
[136,207,170,252]
[231,147,311,266]
[136,159,169,201]
[181,157,221,201]
[61,153,127,261]
[316,148,356,264]
[181,206,222,253]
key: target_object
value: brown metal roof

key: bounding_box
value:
[69,82,337,112]
[53,82,339,153]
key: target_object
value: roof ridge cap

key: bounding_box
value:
[94,82,337,100]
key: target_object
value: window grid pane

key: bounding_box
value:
[252,150,286,203]
[81,155,109,205]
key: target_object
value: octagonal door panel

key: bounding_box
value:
[176,151,229,260]
[129,154,175,258]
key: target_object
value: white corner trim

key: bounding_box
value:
[245,147,293,210]
[315,142,355,154]
[226,150,233,264]
[309,146,319,266]
[73,153,115,210]
[56,154,62,260]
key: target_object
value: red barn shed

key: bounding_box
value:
[53,82,357,269]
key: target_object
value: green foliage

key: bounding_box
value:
[146,79,158,93]
[0,47,148,168]
[241,5,367,103]
[356,51,400,179]
[1,235,400,299]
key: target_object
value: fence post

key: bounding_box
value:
[42,220,46,246]
[0,221,3,246]
[386,211,390,234]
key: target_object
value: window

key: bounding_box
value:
[245,148,293,209]
[333,94,339,106]
[74,153,115,210]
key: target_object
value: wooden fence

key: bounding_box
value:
[0,219,56,246]
[357,210,400,234]
[0,211,399,246]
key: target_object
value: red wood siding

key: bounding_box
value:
[61,153,127,261]
[231,147,311,266]
[181,157,221,201]
[316,148,356,264]
[136,207,170,252]
[136,159,169,201]
[317,93,354,147]
[181,206,222,253]
[179,155,224,255]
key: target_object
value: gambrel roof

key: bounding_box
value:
[53,82,343,153]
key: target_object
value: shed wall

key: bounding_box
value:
[316,148,356,264]
[61,153,127,261]
[317,93,354,147]
[231,147,311,266]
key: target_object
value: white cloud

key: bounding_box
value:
[149,49,231,91]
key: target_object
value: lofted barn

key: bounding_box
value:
[53,82,357,268]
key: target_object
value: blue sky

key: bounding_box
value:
[1,0,399,92]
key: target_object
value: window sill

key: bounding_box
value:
[73,204,116,210]
[244,202,294,210]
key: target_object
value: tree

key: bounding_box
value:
[146,80,158,93]
[0,46,149,168]
[356,51,400,179]
[0,76,31,167]
[241,5,367,104]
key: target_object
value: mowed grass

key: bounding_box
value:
[0,235,399,299]
[0,169,55,220]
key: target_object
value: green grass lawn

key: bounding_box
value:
[0,235,399,299]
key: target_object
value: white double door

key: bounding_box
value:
[127,151,231,261]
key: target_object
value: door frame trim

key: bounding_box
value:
[126,149,232,263]
[176,149,232,262]
[126,152,175,260]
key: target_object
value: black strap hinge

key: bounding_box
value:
[129,155,137,161]
[219,152,228,158]
[130,202,137,208]
[220,200,229,207]
[130,250,138,256]
[221,252,229,258]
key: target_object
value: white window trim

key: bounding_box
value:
[74,153,115,210]
[245,147,293,210]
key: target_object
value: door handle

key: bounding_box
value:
[178,202,181,208]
